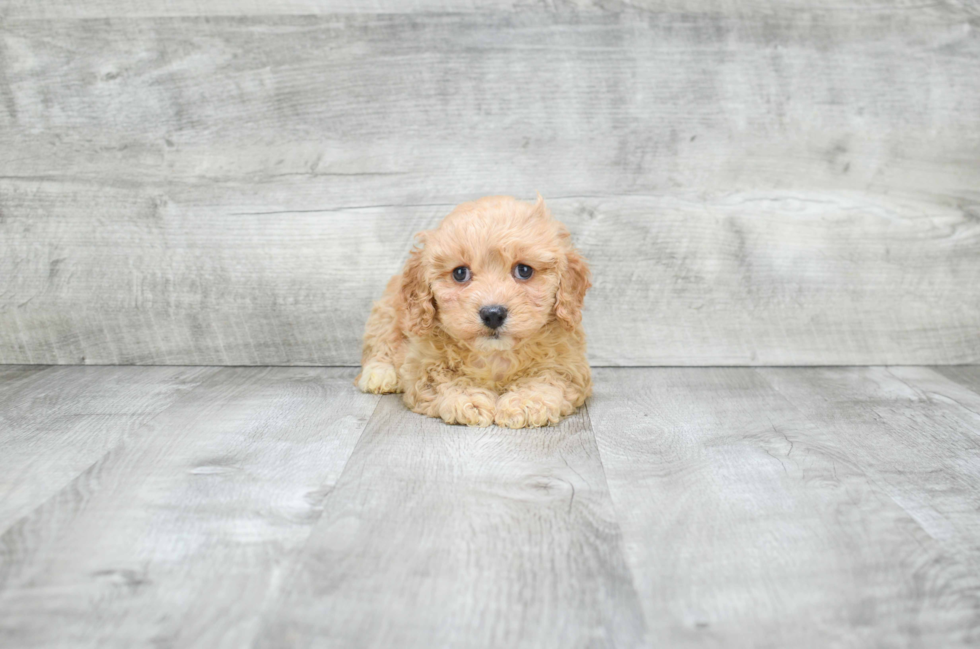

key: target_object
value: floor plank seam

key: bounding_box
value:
[581,400,652,644]
[0,366,222,538]
[246,391,385,648]
[755,368,979,556]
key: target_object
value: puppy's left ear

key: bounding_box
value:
[555,243,592,331]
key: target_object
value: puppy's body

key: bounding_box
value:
[357,196,591,428]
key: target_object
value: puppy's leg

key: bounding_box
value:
[356,276,404,394]
[495,371,590,429]
[403,365,496,427]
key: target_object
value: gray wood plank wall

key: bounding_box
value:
[1,1,978,365]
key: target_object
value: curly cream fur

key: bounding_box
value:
[355,195,592,428]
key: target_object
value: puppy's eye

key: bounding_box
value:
[452,266,471,283]
[513,264,534,280]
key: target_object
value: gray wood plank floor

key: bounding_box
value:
[2,366,980,647]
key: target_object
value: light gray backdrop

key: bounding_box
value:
[1,1,978,365]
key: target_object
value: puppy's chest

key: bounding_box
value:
[467,352,515,384]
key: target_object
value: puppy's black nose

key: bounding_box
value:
[479,305,508,330]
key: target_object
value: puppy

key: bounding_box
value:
[356,195,591,428]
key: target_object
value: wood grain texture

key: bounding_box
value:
[255,396,646,649]
[3,366,980,646]
[1,187,976,366]
[759,366,980,583]
[0,367,378,649]
[1,6,979,365]
[0,365,215,532]
[935,365,980,394]
[588,367,980,647]
[0,365,48,396]
[4,0,980,19]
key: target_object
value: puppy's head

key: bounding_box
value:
[401,195,590,350]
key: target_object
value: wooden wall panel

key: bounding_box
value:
[0,6,977,365]
[4,0,979,19]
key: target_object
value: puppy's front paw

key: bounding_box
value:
[495,389,563,428]
[356,362,401,394]
[438,388,496,427]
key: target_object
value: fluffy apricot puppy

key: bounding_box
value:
[356,195,592,428]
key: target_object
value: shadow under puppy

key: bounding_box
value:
[356,195,592,428]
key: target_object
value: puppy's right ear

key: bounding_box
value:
[400,234,437,336]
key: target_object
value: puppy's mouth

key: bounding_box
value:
[474,330,515,351]
[481,327,511,341]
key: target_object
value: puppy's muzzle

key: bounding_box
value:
[479,305,508,330]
